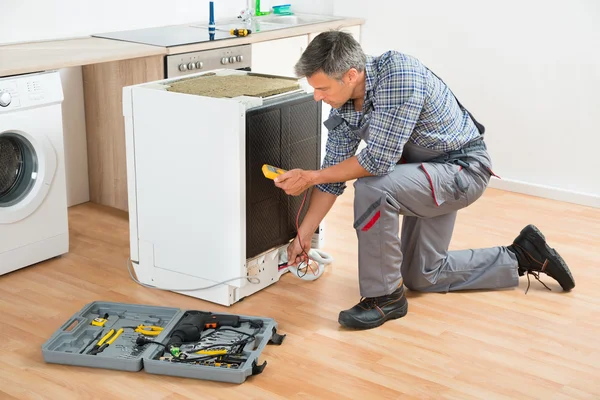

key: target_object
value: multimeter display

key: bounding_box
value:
[262,164,286,180]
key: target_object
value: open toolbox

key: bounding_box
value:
[41,301,286,384]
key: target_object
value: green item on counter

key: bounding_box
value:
[255,0,271,16]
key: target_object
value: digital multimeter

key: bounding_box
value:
[262,164,287,180]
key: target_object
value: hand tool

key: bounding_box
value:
[88,328,124,355]
[229,28,252,37]
[211,27,252,37]
[165,311,241,357]
[262,164,286,180]
[91,313,109,327]
[122,324,164,336]
[196,348,228,356]
[79,329,104,354]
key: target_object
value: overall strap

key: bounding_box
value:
[427,68,486,135]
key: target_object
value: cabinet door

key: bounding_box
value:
[251,35,309,77]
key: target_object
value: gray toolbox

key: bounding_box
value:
[41,301,286,384]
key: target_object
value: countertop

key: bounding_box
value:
[0,17,365,78]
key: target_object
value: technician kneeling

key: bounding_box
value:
[273,31,575,330]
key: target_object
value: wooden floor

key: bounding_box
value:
[1,186,599,399]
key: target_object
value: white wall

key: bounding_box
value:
[334,0,600,207]
[2,0,330,207]
[0,0,332,45]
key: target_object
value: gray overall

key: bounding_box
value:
[349,123,519,297]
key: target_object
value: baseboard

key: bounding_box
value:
[488,178,600,208]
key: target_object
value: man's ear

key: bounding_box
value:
[345,68,359,84]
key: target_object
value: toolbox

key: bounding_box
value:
[41,301,285,384]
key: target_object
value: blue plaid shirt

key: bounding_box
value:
[316,51,480,196]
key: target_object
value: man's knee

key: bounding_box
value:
[403,275,428,292]
[403,267,443,292]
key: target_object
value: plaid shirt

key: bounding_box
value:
[316,51,480,196]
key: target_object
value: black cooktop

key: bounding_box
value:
[92,24,236,47]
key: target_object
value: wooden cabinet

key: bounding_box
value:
[251,35,309,77]
[82,55,163,211]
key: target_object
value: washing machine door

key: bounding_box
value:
[0,130,57,223]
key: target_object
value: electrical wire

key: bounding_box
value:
[126,257,260,291]
[282,189,334,281]
[294,190,318,277]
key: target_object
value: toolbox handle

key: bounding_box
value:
[60,317,85,333]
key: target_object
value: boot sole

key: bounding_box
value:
[338,301,408,330]
[522,224,575,291]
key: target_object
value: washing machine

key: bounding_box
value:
[0,70,69,276]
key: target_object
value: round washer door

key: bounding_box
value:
[0,130,57,224]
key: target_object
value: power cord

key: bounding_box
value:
[279,190,334,281]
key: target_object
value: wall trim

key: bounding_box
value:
[488,178,600,209]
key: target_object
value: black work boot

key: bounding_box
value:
[338,285,408,330]
[508,224,575,293]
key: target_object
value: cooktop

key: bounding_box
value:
[92,24,236,47]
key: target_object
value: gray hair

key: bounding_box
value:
[294,30,366,80]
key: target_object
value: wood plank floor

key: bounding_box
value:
[1,186,599,399]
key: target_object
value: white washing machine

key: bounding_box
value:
[0,70,69,276]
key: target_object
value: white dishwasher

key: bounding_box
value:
[123,69,323,306]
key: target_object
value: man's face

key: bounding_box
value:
[307,70,354,109]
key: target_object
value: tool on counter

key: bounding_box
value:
[212,27,252,37]
[91,313,109,327]
[122,324,164,336]
[230,28,252,37]
[88,328,124,355]
[262,164,286,180]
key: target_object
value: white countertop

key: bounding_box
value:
[0,17,365,77]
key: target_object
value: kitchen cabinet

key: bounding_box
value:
[250,35,309,77]
[82,55,164,211]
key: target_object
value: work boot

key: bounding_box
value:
[508,224,575,293]
[338,285,408,329]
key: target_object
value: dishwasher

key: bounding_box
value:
[123,68,325,306]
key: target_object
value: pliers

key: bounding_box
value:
[124,324,164,336]
[88,328,124,355]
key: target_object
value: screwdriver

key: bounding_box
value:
[230,28,252,37]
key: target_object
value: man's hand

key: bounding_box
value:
[287,233,313,267]
[274,169,317,196]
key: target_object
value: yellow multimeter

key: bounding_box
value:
[262,164,286,180]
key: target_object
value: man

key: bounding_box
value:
[273,30,575,330]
